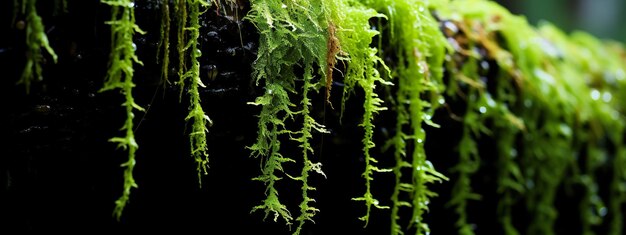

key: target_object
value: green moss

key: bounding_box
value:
[100,0,145,220]
[178,0,212,184]
[246,0,329,230]
[18,0,58,94]
[156,0,171,85]
[11,0,626,234]
[439,1,626,234]
[358,0,449,233]
[330,0,393,227]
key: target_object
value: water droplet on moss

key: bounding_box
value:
[524,99,533,108]
[479,106,487,114]
[590,89,600,101]
[602,92,612,102]
[599,207,608,217]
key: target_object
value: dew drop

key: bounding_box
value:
[599,207,608,217]
[612,111,620,120]
[602,92,612,102]
[486,95,496,107]
[479,106,487,114]
[438,97,445,105]
[524,99,532,108]
[591,89,601,101]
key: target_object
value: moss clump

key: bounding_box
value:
[246,0,329,231]
[9,0,626,234]
[438,0,626,234]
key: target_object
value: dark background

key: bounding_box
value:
[1,1,619,234]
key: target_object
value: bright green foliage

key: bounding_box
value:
[18,0,58,94]
[291,64,329,235]
[440,1,626,234]
[246,0,329,231]
[100,0,145,220]
[177,0,212,185]
[564,31,626,235]
[359,0,449,233]
[175,0,188,89]
[329,0,393,227]
[14,0,626,233]
[437,3,526,234]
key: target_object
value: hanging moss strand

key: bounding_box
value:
[19,0,58,93]
[246,0,329,229]
[180,0,212,184]
[100,0,145,220]
[157,0,171,84]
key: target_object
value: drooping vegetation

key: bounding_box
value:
[331,0,392,227]
[7,0,626,234]
[99,0,145,220]
[17,0,58,93]
[176,0,212,184]
[245,0,330,232]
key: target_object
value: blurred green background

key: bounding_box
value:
[497,0,626,43]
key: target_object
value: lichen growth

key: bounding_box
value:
[99,0,145,220]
